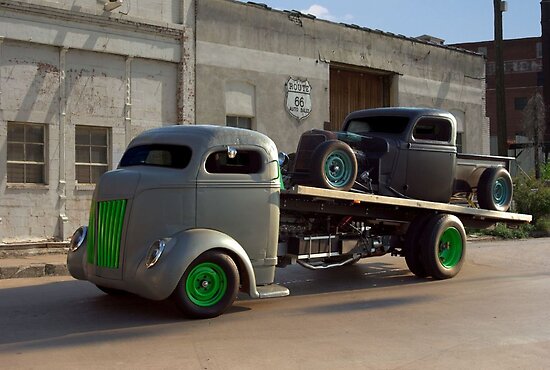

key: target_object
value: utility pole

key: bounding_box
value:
[542,1,550,146]
[494,0,508,156]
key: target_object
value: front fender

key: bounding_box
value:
[129,228,260,301]
[67,237,88,281]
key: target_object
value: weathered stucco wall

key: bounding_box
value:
[0,0,489,242]
[5,0,182,25]
[0,0,184,242]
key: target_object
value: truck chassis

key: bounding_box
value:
[277,185,531,277]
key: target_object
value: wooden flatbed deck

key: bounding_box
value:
[281,185,531,228]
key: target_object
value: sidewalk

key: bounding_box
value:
[0,244,69,280]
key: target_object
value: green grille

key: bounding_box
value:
[87,199,127,268]
[86,202,96,265]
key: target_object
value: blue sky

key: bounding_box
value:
[241,1,541,44]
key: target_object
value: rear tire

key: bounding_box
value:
[404,215,432,278]
[172,251,239,319]
[420,214,466,280]
[477,167,513,212]
[310,140,357,192]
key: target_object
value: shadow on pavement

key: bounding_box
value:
[0,258,428,350]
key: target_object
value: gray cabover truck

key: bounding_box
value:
[67,122,531,319]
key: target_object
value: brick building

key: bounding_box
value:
[453,37,544,160]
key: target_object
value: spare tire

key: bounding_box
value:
[310,140,357,191]
[477,167,513,212]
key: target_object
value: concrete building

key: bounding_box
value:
[0,0,487,242]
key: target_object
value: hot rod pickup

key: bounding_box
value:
[290,107,514,212]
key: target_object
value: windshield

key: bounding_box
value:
[119,144,192,169]
[345,116,409,135]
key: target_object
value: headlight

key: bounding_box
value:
[145,239,166,269]
[69,226,87,252]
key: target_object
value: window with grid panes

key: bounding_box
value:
[75,126,109,184]
[7,122,46,184]
[226,116,252,129]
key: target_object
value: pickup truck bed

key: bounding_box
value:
[455,153,512,193]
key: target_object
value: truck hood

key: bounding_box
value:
[96,169,141,201]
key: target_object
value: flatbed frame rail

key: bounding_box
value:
[281,186,532,229]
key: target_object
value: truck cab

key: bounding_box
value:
[68,125,287,319]
[342,108,457,203]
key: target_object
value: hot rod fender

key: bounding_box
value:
[129,228,261,301]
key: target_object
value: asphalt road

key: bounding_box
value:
[0,238,549,369]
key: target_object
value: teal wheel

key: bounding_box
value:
[311,140,357,191]
[172,251,239,319]
[477,167,513,212]
[420,214,466,280]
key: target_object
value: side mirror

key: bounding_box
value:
[278,152,289,167]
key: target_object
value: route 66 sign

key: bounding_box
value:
[285,77,312,120]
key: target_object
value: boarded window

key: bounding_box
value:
[75,126,109,184]
[7,122,46,183]
[205,149,262,174]
[412,118,452,142]
[225,81,255,128]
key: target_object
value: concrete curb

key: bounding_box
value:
[0,244,70,280]
[0,263,69,280]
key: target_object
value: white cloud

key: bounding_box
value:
[301,5,333,20]
[300,4,354,23]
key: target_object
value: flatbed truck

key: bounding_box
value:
[66,125,531,319]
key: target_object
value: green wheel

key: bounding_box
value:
[420,214,466,280]
[172,251,239,319]
[477,167,513,212]
[311,140,357,191]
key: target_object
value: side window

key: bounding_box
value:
[205,150,262,174]
[412,118,452,143]
[119,144,192,169]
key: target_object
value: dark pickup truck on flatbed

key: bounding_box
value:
[290,107,514,212]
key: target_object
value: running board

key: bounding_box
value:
[256,283,290,298]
